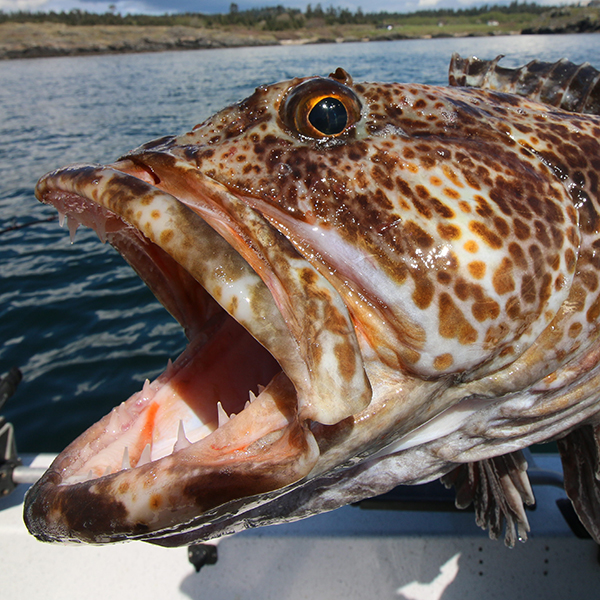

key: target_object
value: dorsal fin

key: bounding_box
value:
[449,53,600,115]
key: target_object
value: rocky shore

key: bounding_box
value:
[0,21,517,61]
[1,12,598,61]
[0,22,287,60]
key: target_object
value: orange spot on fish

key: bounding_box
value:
[464,240,479,253]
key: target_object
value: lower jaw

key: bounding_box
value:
[25,417,320,544]
[24,312,323,543]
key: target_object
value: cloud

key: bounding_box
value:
[0,0,582,15]
[0,0,164,12]
[0,0,49,10]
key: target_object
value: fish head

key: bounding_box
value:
[25,67,596,546]
[119,69,580,378]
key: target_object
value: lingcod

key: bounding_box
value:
[24,54,600,548]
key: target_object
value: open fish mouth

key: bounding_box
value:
[25,150,371,544]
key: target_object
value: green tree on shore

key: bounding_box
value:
[0,2,557,30]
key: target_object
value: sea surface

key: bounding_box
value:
[1,34,600,453]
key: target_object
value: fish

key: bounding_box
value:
[24,54,600,548]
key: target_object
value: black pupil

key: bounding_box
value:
[308,97,348,135]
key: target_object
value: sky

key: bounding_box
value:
[0,0,580,15]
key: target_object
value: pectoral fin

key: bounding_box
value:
[441,450,535,547]
[557,424,600,544]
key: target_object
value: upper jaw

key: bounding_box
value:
[25,153,372,542]
[34,157,372,424]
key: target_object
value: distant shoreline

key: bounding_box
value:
[1,20,597,61]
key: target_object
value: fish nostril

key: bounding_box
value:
[138,163,161,186]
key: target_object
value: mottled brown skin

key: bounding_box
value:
[25,58,600,546]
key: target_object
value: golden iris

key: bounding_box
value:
[280,77,362,139]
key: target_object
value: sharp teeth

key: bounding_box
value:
[248,390,257,404]
[103,466,111,477]
[58,210,66,228]
[173,420,192,452]
[244,401,251,410]
[217,402,230,427]
[137,443,152,467]
[108,408,120,434]
[86,470,94,481]
[142,379,154,400]
[165,358,174,378]
[95,219,107,244]
[257,384,266,394]
[67,216,79,243]
[121,447,131,470]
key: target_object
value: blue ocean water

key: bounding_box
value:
[1,34,599,453]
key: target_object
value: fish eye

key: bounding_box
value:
[280,78,362,139]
